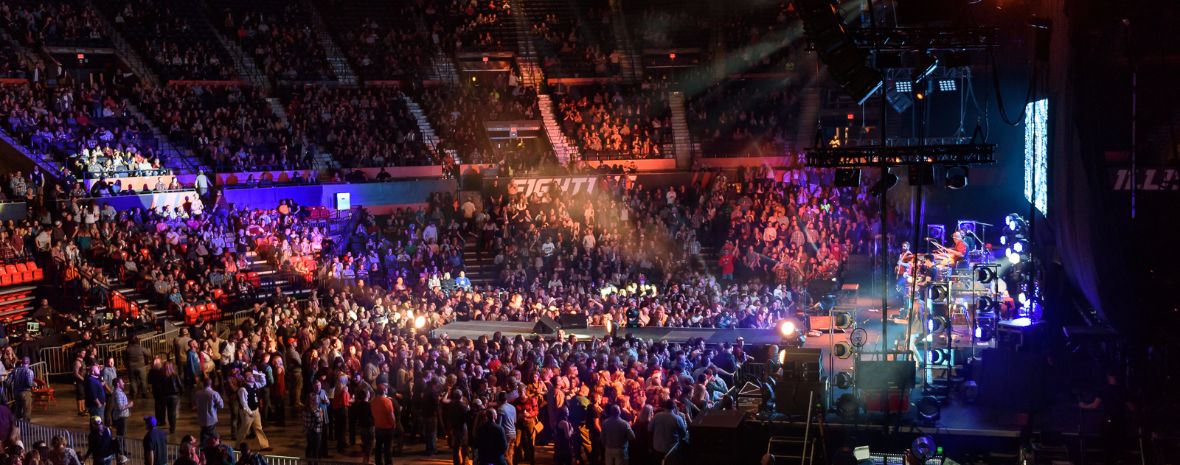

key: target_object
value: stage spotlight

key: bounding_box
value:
[976,295,997,311]
[916,397,941,423]
[912,435,938,459]
[837,394,859,420]
[414,315,427,329]
[869,171,899,197]
[836,371,854,389]
[938,79,957,92]
[1005,213,1026,231]
[999,235,1007,246]
[895,80,913,93]
[915,91,925,100]
[779,320,797,338]
[945,166,969,189]
[1006,248,1021,265]
[928,316,948,333]
[1013,239,1028,254]
[834,311,855,330]
[834,341,853,359]
[929,283,949,302]
[973,265,997,283]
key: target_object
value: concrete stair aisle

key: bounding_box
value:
[82,0,159,86]
[126,104,207,175]
[794,85,823,153]
[266,98,291,128]
[536,94,579,165]
[508,0,544,89]
[607,2,643,82]
[0,26,44,75]
[430,51,461,85]
[194,0,270,91]
[403,96,441,151]
[0,131,68,182]
[461,238,499,288]
[244,250,314,301]
[301,0,358,85]
[668,90,692,166]
[111,280,168,322]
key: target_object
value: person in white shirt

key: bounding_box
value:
[236,371,272,451]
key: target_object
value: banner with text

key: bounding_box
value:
[506,176,601,196]
[1109,167,1179,192]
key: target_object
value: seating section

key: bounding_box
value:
[687,78,797,157]
[316,0,434,81]
[418,74,538,162]
[0,82,169,181]
[0,44,31,79]
[429,0,515,53]
[523,0,619,78]
[285,86,436,167]
[95,0,237,81]
[720,1,798,74]
[553,81,672,160]
[134,83,305,172]
[623,1,713,51]
[0,1,112,48]
[209,0,333,82]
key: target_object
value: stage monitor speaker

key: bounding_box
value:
[809,315,832,331]
[533,316,560,335]
[807,279,838,298]
[778,348,823,382]
[796,0,882,104]
[856,360,916,390]
[775,380,825,416]
[557,313,588,329]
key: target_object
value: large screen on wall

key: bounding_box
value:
[1024,98,1048,216]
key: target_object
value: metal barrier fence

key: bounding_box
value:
[36,328,182,377]
[37,343,81,376]
[14,420,354,465]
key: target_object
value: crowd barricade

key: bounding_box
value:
[232,309,253,328]
[91,341,129,369]
[15,420,317,465]
[37,343,81,376]
[140,328,180,362]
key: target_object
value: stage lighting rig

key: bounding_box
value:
[851,27,999,52]
[804,144,996,168]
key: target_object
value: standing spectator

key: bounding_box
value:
[236,371,272,452]
[110,379,132,440]
[194,171,210,200]
[83,366,107,420]
[330,374,351,454]
[631,405,655,465]
[153,362,182,434]
[352,386,374,465]
[80,417,115,465]
[516,391,539,465]
[371,384,396,465]
[124,337,148,399]
[444,389,470,465]
[553,407,576,465]
[601,404,635,465]
[142,417,168,465]
[10,357,34,421]
[194,378,225,444]
[303,395,326,459]
[474,408,509,465]
[650,400,688,460]
[420,381,440,456]
[496,392,517,465]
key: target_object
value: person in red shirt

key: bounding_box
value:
[718,250,735,281]
[330,375,352,453]
[371,384,397,465]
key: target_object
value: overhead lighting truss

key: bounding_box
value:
[805,144,996,168]
[852,27,999,52]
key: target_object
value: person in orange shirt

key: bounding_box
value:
[371,384,397,465]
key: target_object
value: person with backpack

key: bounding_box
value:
[80,417,116,465]
[201,434,235,465]
[235,371,272,451]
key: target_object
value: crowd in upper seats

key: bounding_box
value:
[428,0,514,53]
[213,0,333,82]
[316,0,433,81]
[0,44,32,79]
[555,80,671,160]
[419,74,538,163]
[0,1,109,47]
[100,0,236,81]
[532,6,620,77]
[0,79,172,180]
[135,83,304,172]
[687,79,796,157]
[286,86,436,168]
